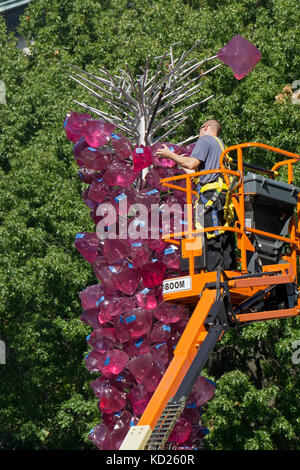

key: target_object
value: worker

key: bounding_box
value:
[155,119,236,271]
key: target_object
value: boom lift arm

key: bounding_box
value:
[120,143,300,450]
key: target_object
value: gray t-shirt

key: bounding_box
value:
[190,135,225,185]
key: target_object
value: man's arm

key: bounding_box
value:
[155,144,200,170]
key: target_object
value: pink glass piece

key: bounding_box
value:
[189,376,216,406]
[162,193,185,209]
[103,159,137,187]
[77,167,103,184]
[153,302,186,324]
[135,287,157,310]
[168,417,192,444]
[73,137,89,166]
[139,260,167,288]
[84,349,104,372]
[92,262,121,294]
[87,178,109,203]
[98,294,136,318]
[171,316,190,336]
[80,146,113,171]
[109,410,134,450]
[88,423,113,450]
[81,189,98,211]
[102,412,119,430]
[128,383,151,416]
[145,168,168,192]
[115,265,141,296]
[149,322,171,344]
[159,244,180,269]
[181,405,201,426]
[79,283,104,310]
[126,353,163,392]
[110,187,137,216]
[101,410,134,433]
[100,349,129,377]
[81,119,115,148]
[80,308,102,329]
[81,190,98,210]
[86,328,116,353]
[147,238,166,253]
[123,336,150,357]
[113,315,132,344]
[74,232,99,263]
[64,110,91,143]
[144,165,186,195]
[97,382,127,413]
[122,308,152,339]
[129,242,152,269]
[151,142,179,168]
[97,309,113,325]
[113,371,137,393]
[90,376,109,397]
[217,35,261,80]
[102,239,131,265]
[135,187,161,208]
[126,353,153,383]
[151,342,169,365]
[111,133,132,160]
[92,255,108,277]
[133,145,153,173]
[89,207,103,226]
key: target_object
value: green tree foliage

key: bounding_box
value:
[0,0,299,449]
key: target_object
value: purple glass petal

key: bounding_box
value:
[111,133,132,160]
[80,146,113,171]
[88,178,109,204]
[133,145,153,173]
[86,328,116,353]
[80,308,102,329]
[139,260,167,288]
[126,353,163,392]
[64,111,91,143]
[168,416,192,444]
[153,302,186,324]
[82,120,116,148]
[128,383,151,417]
[121,308,152,339]
[100,349,129,377]
[123,336,151,357]
[97,382,127,413]
[217,35,261,80]
[74,232,99,263]
[102,239,131,265]
[188,376,216,406]
[88,423,113,450]
[151,142,179,168]
[103,159,138,187]
[114,264,141,296]
[135,287,157,310]
[79,283,104,310]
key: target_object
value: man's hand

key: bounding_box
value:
[155,144,175,159]
[155,143,200,170]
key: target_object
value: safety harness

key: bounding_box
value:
[193,136,235,239]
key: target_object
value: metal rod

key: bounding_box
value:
[177,134,199,146]
[152,115,190,143]
[72,100,135,137]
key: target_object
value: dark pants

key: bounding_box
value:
[202,191,236,272]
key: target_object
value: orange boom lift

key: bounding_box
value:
[120,143,300,450]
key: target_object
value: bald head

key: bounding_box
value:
[199,119,222,137]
